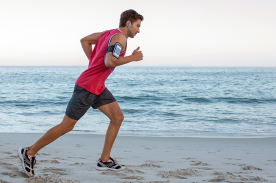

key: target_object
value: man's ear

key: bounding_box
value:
[126,20,131,27]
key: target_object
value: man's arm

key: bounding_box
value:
[81,32,102,60]
[105,34,143,67]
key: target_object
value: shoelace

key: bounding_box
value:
[31,157,36,168]
[109,157,117,164]
[33,158,37,165]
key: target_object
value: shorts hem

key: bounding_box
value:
[65,112,80,121]
[92,100,116,109]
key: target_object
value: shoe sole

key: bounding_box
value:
[17,147,34,177]
[95,165,126,171]
[17,147,23,161]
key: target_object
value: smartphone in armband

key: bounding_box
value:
[107,42,122,59]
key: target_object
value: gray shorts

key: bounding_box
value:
[65,84,116,120]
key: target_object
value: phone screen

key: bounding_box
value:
[113,43,122,58]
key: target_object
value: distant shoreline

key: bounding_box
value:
[0,65,276,68]
[1,132,276,138]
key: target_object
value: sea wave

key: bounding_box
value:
[0,66,276,136]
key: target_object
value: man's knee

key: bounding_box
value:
[65,122,76,132]
[118,113,124,122]
[62,115,78,133]
[112,113,124,126]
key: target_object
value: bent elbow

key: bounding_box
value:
[105,61,115,67]
[80,38,85,43]
[105,59,117,67]
[80,37,89,44]
[105,53,118,67]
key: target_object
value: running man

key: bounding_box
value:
[18,9,144,177]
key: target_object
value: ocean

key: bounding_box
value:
[0,66,276,137]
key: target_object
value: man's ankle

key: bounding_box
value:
[100,156,110,162]
[27,147,36,157]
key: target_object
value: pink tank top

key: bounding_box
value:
[76,29,127,95]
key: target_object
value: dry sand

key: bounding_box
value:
[0,133,275,182]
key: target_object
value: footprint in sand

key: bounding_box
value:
[0,161,17,170]
[40,159,60,164]
[145,160,163,163]
[0,179,9,183]
[124,150,132,152]
[212,171,235,178]
[208,171,236,182]
[24,174,78,183]
[125,168,144,174]
[198,167,213,170]
[240,176,268,182]
[52,157,66,160]
[100,171,125,176]
[41,167,69,175]
[1,171,19,178]
[139,163,162,168]
[1,168,27,178]
[242,165,263,170]
[146,181,171,183]
[233,171,250,175]
[158,168,200,179]
[10,155,19,159]
[223,158,233,160]
[69,162,84,165]
[119,175,144,180]
[41,153,51,156]
[190,161,210,166]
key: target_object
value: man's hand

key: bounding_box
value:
[81,32,102,60]
[105,34,144,67]
[131,47,143,61]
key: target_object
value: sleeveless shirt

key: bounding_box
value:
[76,29,127,95]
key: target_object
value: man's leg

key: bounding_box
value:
[18,114,78,177]
[97,101,124,161]
[27,115,78,156]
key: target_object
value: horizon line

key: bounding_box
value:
[0,65,275,68]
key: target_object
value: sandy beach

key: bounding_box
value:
[0,133,275,183]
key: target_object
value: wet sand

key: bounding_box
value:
[0,133,275,182]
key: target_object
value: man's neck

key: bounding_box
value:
[119,26,128,38]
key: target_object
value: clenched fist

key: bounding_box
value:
[131,47,143,61]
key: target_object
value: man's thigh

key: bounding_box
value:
[97,101,123,121]
[92,88,116,109]
[66,84,98,120]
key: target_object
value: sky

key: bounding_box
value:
[0,0,276,67]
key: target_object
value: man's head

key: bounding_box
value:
[119,9,143,38]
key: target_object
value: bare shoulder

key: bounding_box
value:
[81,32,103,43]
[109,34,126,47]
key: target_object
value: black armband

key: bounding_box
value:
[107,42,122,59]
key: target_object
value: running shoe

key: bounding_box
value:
[96,157,126,171]
[18,147,36,177]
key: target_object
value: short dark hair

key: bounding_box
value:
[119,9,144,27]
